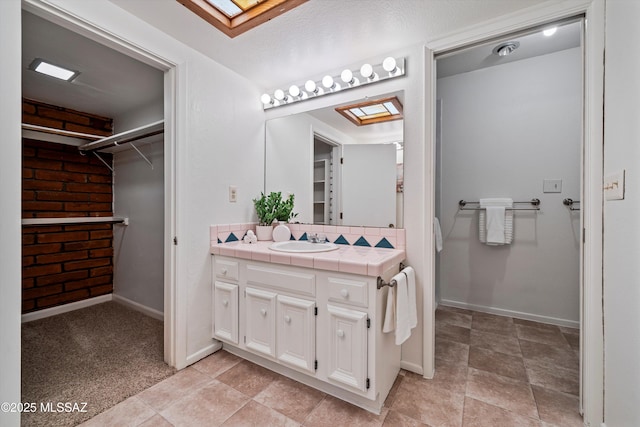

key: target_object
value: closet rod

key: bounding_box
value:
[22,217,129,226]
[458,198,541,211]
[78,120,164,153]
[21,123,103,141]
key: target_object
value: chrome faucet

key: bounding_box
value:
[308,233,326,243]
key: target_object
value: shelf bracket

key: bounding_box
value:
[92,151,114,173]
[129,141,153,170]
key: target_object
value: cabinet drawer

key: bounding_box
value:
[327,276,368,308]
[247,264,315,297]
[215,258,239,281]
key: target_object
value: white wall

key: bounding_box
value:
[603,1,640,425]
[113,137,164,313]
[265,113,354,224]
[0,1,22,425]
[437,48,582,325]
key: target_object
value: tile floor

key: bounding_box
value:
[80,306,583,426]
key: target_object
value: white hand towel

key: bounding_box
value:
[404,267,418,329]
[434,217,443,253]
[394,272,412,345]
[479,198,513,245]
[382,285,396,333]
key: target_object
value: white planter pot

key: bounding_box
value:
[256,225,273,241]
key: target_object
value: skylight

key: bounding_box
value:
[335,97,404,127]
[29,58,79,82]
[178,0,307,38]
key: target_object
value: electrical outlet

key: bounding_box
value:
[229,185,237,202]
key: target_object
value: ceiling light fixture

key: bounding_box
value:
[492,42,520,57]
[261,56,406,109]
[29,58,79,82]
[543,27,557,37]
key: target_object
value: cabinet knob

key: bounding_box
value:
[284,315,291,323]
[337,329,345,338]
[340,289,349,298]
[222,299,229,307]
[260,308,267,317]
[221,268,228,275]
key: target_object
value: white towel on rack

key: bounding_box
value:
[404,267,418,329]
[434,217,443,253]
[382,285,396,333]
[479,198,513,245]
[394,271,412,345]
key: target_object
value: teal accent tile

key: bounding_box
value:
[334,235,350,245]
[354,236,371,247]
[300,232,308,241]
[217,238,222,244]
[375,237,395,249]
[225,233,239,243]
[290,234,296,240]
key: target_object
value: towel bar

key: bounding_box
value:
[458,198,541,211]
[377,262,406,289]
[563,198,580,211]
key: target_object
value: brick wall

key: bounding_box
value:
[22,100,115,313]
[23,98,113,137]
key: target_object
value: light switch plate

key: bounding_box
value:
[605,170,625,200]
[543,179,562,193]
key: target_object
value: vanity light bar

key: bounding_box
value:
[261,57,406,110]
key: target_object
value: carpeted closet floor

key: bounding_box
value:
[21,301,176,427]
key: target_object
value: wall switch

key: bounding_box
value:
[605,170,625,200]
[229,185,237,202]
[543,179,562,193]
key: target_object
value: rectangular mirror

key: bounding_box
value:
[265,90,404,228]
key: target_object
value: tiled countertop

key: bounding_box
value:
[210,241,405,277]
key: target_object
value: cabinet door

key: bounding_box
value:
[277,295,315,373]
[245,287,277,358]
[327,304,368,392]
[213,281,239,344]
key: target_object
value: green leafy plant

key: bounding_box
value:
[253,192,297,225]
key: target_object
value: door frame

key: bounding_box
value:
[424,0,604,425]
[22,0,181,368]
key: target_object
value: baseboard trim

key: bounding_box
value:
[400,360,424,376]
[112,294,164,321]
[439,299,580,329]
[185,341,223,367]
[21,294,113,323]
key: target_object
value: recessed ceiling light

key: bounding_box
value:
[492,42,520,57]
[29,58,79,82]
[543,27,558,37]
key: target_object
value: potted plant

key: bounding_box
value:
[252,192,296,241]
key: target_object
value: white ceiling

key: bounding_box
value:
[22,0,569,121]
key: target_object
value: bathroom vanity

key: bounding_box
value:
[210,235,405,414]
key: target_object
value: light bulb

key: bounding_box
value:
[274,89,288,102]
[322,75,334,89]
[340,69,359,86]
[543,27,557,37]
[360,63,377,81]
[383,57,398,74]
[261,93,273,105]
[305,80,317,93]
[289,85,300,97]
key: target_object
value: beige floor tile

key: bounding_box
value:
[471,313,516,337]
[192,350,242,378]
[136,367,213,412]
[516,325,571,347]
[563,332,580,350]
[532,386,583,426]
[437,305,473,316]
[137,414,174,427]
[512,318,558,331]
[466,368,538,419]
[220,400,299,426]
[468,347,528,382]
[253,376,325,423]
[436,308,473,329]
[383,410,430,427]
[216,360,279,397]
[558,326,579,335]
[79,396,156,427]
[160,380,249,427]
[519,339,579,371]
[304,395,388,427]
[408,359,468,395]
[384,374,404,408]
[435,338,469,366]
[469,329,522,357]
[462,397,541,427]
[525,359,579,396]
[436,322,471,345]
[391,377,464,427]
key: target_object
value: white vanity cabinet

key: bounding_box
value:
[211,255,401,414]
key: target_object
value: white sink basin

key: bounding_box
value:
[269,240,339,253]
